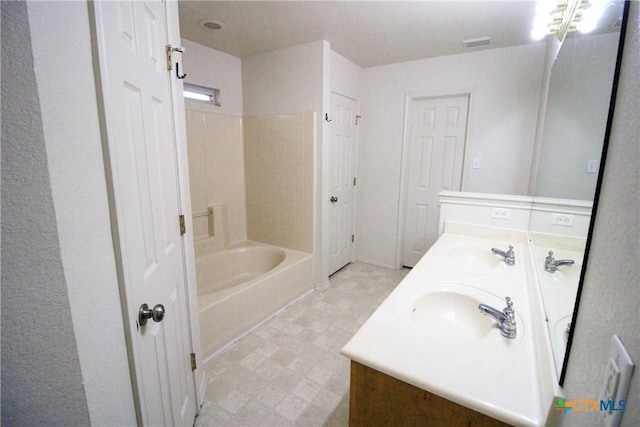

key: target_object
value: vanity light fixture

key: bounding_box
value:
[531,0,613,41]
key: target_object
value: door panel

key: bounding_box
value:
[328,93,358,275]
[403,96,469,267]
[94,1,196,425]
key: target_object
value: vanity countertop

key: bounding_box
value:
[341,224,556,426]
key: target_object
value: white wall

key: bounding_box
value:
[181,39,243,116]
[28,1,137,423]
[242,41,325,116]
[330,49,363,100]
[356,43,546,267]
[2,1,136,424]
[1,2,90,423]
[561,3,639,425]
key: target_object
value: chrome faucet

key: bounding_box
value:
[491,245,515,265]
[478,297,517,339]
[544,251,575,273]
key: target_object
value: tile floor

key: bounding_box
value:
[195,262,410,427]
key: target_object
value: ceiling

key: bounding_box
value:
[177,1,541,68]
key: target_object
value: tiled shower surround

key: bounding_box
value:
[244,113,315,253]
[185,110,314,253]
[186,110,247,242]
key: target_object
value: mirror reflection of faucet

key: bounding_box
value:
[478,296,517,339]
[544,251,575,273]
[491,245,515,265]
[563,322,571,345]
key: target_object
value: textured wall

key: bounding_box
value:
[0,2,90,424]
[560,2,639,426]
[26,0,137,423]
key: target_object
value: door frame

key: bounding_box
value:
[164,0,206,410]
[395,88,475,269]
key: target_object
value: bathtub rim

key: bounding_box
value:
[196,244,287,296]
[196,241,313,310]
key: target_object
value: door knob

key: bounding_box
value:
[139,303,165,326]
[330,196,338,203]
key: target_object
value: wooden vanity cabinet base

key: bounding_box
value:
[349,361,512,427]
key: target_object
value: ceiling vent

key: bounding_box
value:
[462,37,493,49]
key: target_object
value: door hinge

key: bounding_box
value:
[190,353,197,371]
[352,234,355,243]
[353,177,357,186]
[166,45,184,70]
[356,115,362,125]
[179,215,186,235]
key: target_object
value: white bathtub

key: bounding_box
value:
[195,241,313,359]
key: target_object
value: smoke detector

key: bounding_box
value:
[462,37,493,49]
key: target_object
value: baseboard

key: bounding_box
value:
[197,370,207,409]
[357,258,397,269]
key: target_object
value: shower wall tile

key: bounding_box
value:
[244,113,315,253]
[186,110,209,240]
[185,110,247,244]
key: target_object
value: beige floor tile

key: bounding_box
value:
[198,262,409,426]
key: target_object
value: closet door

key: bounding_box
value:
[403,95,468,267]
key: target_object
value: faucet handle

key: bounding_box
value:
[505,245,515,265]
[501,297,517,338]
[503,297,515,317]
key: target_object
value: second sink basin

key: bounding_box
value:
[446,247,507,269]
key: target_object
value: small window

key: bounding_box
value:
[183,83,221,106]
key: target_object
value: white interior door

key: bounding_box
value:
[94,1,197,425]
[328,93,358,275]
[403,95,469,267]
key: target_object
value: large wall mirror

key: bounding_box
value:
[531,0,629,384]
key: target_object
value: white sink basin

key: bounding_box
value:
[446,247,508,269]
[409,284,523,347]
[411,291,494,341]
